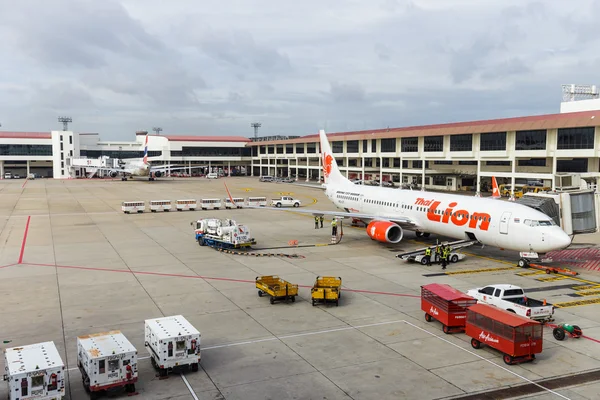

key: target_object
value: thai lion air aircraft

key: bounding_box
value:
[237,130,572,262]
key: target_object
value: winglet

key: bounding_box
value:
[491,176,500,198]
[224,182,237,207]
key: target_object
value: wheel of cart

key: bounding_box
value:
[421,284,477,334]
[256,275,298,304]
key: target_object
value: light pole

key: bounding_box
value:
[152,127,162,135]
[251,122,261,139]
[58,116,72,131]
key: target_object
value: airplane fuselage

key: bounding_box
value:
[325,182,570,253]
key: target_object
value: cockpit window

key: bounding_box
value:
[524,219,555,227]
[538,220,555,226]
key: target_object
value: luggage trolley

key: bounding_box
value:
[466,303,543,365]
[421,283,477,334]
[256,275,298,304]
[311,276,342,306]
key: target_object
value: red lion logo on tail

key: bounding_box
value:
[322,153,333,177]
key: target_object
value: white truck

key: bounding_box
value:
[271,196,301,208]
[145,315,201,377]
[3,341,66,400]
[192,218,255,249]
[77,330,138,398]
[467,284,555,322]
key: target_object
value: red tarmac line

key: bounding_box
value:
[18,216,31,264]
[0,263,18,270]
[21,179,28,189]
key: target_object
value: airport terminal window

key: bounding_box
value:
[459,161,477,165]
[177,147,250,157]
[267,146,274,154]
[518,158,546,167]
[332,141,343,153]
[434,161,452,165]
[285,144,293,154]
[557,158,588,173]
[393,158,400,167]
[402,160,408,168]
[480,132,506,151]
[516,130,546,150]
[381,138,396,153]
[450,134,472,151]
[364,158,372,167]
[296,143,304,153]
[0,144,52,156]
[486,161,510,166]
[307,143,316,153]
[383,158,390,167]
[424,136,443,152]
[362,140,368,153]
[276,145,284,154]
[347,140,359,153]
[252,147,258,156]
[401,137,418,152]
[371,140,377,153]
[432,175,445,186]
[557,127,595,150]
[413,160,423,169]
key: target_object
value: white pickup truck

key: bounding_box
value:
[467,284,554,322]
[271,196,301,208]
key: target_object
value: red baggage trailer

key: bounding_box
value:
[421,284,477,334]
[466,303,543,365]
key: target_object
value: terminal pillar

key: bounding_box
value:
[399,157,403,185]
[26,160,30,177]
[510,159,516,201]
[551,156,557,190]
[0,161,3,179]
[251,159,254,176]
[475,159,481,197]
[228,161,231,177]
[306,158,309,182]
[421,159,426,191]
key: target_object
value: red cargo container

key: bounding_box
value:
[421,284,477,334]
[466,303,543,365]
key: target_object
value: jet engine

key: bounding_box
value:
[366,221,403,244]
[109,170,119,178]
[153,171,163,178]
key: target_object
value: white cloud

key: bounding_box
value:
[1,0,599,139]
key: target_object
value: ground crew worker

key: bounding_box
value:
[320,215,324,228]
[441,246,448,270]
[331,218,338,236]
[435,245,441,264]
[425,247,432,266]
[314,216,319,229]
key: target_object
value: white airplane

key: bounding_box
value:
[84,135,206,181]
[228,130,572,264]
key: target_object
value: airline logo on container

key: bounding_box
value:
[478,331,499,343]
[415,198,491,231]
[429,306,439,316]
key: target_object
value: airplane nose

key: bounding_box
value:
[554,230,572,251]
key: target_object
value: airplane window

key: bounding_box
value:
[538,220,554,226]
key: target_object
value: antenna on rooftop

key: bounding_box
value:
[58,116,72,131]
[152,127,162,135]
[251,122,261,139]
[561,84,600,102]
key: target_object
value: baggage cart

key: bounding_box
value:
[121,201,145,214]
[201,198,222,210]
[3,341,66,400]
[150,200,172,212]
[311,276,342,306]
[145,315,201,377]
[466,303,543,365]
[421,283,477,334]
[256,275,298,304]
[77,330,138,397]
[225,197,245,209]
[247,197,267,207]
[176,199,197,211]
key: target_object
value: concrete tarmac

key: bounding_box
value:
[1,177,600,400]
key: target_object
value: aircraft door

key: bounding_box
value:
[499,211,511,234]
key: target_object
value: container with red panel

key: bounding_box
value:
[421,284,478,334]
[466,303,543,365]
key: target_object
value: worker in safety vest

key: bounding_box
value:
[424,247,432,266]
[441,246,448,270]
[320,215,324,228]
[314,216,319,229]
[331,218,338,236]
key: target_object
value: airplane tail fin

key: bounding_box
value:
[491,176,500,198]
[143,134,149,165]
[318,129,349,186]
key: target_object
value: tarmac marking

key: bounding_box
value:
[536,275,568,282]
[553,298,600,308]
[516,271,546,277]
[403,320,572,400]
[444,266,518,275]
[572,285,600,291]
[180,373,199,400]
[574,290,600,297]
[17,216,31,264]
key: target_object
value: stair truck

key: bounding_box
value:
[3,341,65,400]
[421,283,478,334]
[466,303,543,365]
[145,315,201,377]
[192,218,256,249]
[77,330,138,398]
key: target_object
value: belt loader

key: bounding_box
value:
[3,341,65,400]
[191,218,256,249]
[145,315,201,377]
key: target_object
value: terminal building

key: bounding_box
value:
[2,84,600,192]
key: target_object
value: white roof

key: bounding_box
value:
[145,315,199,337]
[4,342,64,375]
[77,331,137,358]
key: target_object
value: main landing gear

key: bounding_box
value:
[415,231,431,238]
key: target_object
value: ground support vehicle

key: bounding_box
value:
[467,284,554,323]
[466,303,543,365]
[121,201,145,214]
[77,330,138,398]
[3,341,65,400]
[145,315,201,377]
[271,196,301,208]
[552,323,583,341]
[311,276,342,306]
[192,218,255,249]
[225,197,245,209]
[397,239,478,264]
[256,275,298,304]
[201,198,222,210]
[150,200,172,212]
[176,199,197,211]
[421,284,477,333]
[247,197,267,207]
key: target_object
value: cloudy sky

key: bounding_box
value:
[1,0,598,140]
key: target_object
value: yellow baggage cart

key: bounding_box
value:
[311,276,342,306]
[256,275,298,304]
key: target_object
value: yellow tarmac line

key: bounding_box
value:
[445,266,518,275]
[553,297,600,308]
